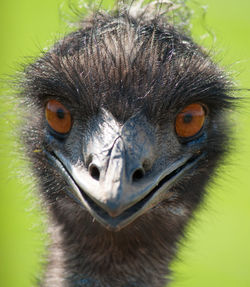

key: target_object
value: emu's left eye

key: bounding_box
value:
[45,100,72,134]
[175,103,205,139]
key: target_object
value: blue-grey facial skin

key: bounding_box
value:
[46,108,204,231]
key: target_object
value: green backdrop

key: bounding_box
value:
[0,1,250,286]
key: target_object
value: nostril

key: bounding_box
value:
[89,164,100,181]
[132,168,145,182]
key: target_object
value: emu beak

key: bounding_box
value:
[48,111,201,231]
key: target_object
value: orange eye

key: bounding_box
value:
[45,100,72,134]
[175,103,205,138]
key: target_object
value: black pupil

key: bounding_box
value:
[183,113,193,124]
[56,108,65,119]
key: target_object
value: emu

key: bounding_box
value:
[18,2,234,286]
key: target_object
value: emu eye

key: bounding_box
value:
[45,100,72,134]
[175,103,205,139]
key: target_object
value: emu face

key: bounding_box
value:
[22,13,232,233]
[45,105,206,231]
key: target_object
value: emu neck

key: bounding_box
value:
[43,203,187,287]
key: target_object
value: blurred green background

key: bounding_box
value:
[0,0,250,286]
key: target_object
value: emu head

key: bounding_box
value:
[20,7,233,234]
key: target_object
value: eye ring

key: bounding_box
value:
[45,100,72,134]
[175,103,206,139]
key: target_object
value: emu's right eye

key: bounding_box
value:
[175,103,205,139]
[45,100,72,134]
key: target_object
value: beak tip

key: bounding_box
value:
[105,200,123,217]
